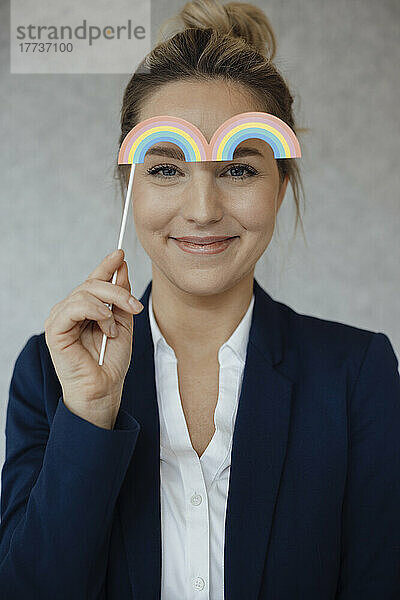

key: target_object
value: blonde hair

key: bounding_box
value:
[116,0,307,238]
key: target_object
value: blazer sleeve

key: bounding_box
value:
[0,334,141,600]
[335,332,400,599]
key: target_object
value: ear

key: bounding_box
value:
[276,174,289,211]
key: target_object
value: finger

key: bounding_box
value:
[94,312,119,338]
[73,281,143,315]
[115,260,131,294]
[46,293,117,338]
[71,261,141,311]
[87,249,125,283]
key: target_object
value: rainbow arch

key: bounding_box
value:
[117,111,301,164]
[209,112,301,160]
[118,115,209,164]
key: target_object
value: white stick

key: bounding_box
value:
[98,163,136,366]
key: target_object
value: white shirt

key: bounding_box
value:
[148,289,255,599]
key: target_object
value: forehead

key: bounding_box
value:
[138,79,260,142]
[137,79,275,161]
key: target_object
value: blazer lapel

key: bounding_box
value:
[116,278,294,600]
[117,279,161,600]
[224,279,294,600]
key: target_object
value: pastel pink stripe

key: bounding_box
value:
[119,115,209,162]
[210,112,297,156]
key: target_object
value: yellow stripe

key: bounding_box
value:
[216,122,290,160]
[128,125,202,163]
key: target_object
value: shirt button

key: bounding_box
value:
[190,493,203,506]
[193,576,205,590]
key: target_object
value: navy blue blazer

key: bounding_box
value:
[1,278,399,599]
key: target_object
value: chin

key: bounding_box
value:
[166,270,238,298]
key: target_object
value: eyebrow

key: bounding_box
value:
[144,145,264,161]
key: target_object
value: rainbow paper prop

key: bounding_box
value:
[118,115,208,164]
[118,111,301,164]
[99,112,301,366]
[210,112,301,160]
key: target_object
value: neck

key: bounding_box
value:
[150,266,255,360]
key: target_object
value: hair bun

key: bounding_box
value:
[158,0,276,60]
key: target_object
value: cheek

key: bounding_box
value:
[132,186,175,233]
[132,179,278,236]
[231,191,277,232]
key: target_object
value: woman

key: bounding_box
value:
[1,1,399,599]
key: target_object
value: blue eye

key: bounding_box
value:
[146,164,181,178]
[222,164,258,180]
[145,162,258,181]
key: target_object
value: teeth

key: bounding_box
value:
[184,241,224,247]
[184,240,227,244]
[186,242,211,247]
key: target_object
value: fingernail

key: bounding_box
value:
[129,297,143,310]
[110,323,118,337]
[109,248,123,258]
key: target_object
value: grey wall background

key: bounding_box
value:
[1,0,399,477]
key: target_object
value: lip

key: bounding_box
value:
[172,236,236,243]
[171,236,238,255]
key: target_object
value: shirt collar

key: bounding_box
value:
[148,288,255,366]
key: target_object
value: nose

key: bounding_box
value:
[180,171,224,225]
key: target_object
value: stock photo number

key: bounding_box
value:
[18,42,73,52]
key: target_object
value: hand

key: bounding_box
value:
[44,249,144,429]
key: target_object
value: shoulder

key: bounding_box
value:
[266,292,398,382]
[278,296,375,352]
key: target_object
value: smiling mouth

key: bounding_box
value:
[169,236,239,255]
[170,236,238,245]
